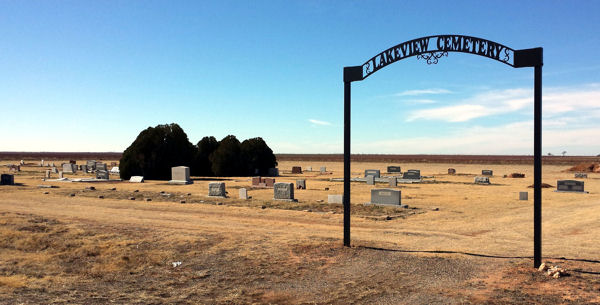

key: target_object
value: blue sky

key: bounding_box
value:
[1,1,599,155]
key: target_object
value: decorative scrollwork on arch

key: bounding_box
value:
[417,51,448,65]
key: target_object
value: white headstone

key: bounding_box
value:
[129,176,144,183]
[328,194,343,204]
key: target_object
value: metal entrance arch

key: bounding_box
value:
[342,34,544,267]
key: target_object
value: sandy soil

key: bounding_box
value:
[1,159,599,304]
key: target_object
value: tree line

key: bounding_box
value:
[119,123,277,180]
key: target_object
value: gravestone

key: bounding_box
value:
[268,168,279,177]
[387,166,401,173]
[402,171,421,180]
[519,192,528,200]
[296,179,306,189]
[389,177,397,187]
[291,166,302,174]
[263,178,275,187]
[239,188,248,199]
[86,160,97,170]
[366,175,375,185]
[274,183,294,200]
[80,165,88,173]
[328,194,343,204]
[96,170,109,180]
[574,173,588,178]
[208,182,226,197]
[320,167,326,173]
[364,169,381,178]
[306,166,312,172]
[252,177,261,186]
[371,189,401,205]
[474,176,490,184]
[96,163,107,171]
[1,174,15,185]
[556,180,585,193]
[169,166,193,184]
[448,168,456,174]
[58,171,64,179]
[40,159,44,167]
[45,170,51,179]
[482,170,493,176]
[129,176,144,183]
[62,163,76,174]
[51,167,58,173]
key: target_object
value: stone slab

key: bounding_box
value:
[474,176,490,184]
[519,192,528,200]
[328,194,343,204]
[169,166,192,184]
[482,170,493,176]
[208,182,226,197]
[1,174,15,185]
[239,188,248,200]
[274,182,294,200]
[387,166,401,173]
[370,188,401,205]
[556,180,586,193]
[129,176,144,183]
[296,179,306,189]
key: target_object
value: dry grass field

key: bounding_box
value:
[1,158,600,304]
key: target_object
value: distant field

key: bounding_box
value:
[2,151,599,165]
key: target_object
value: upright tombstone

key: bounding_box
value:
[366,175,375,185]
[387,166,401,173]
[239,188,248,200]
[519,192,528,200]
[482,170,493,176]
[62,163,76,174]
[169,166,193,185]
[274,183,294,201]
[402,171,421,180]
[96,163,107,171]
[389,177,397,187]
[263,178,275,187]
[58,171,64,179]
[370,189,402,206]
[291,166,302,174]
[474,176,490,184]
[251,177,261,186]
[96,170,109,180]
[268,168,279,177]
[45,170,51,179]
[208,182,226,197]
[364,169,381,178]
[574,173,588,178]
[80,165,88,173]
[305,166,312,172]
[51,166,58,174]
[86,160,97,171]
[556,180,585,193]
[129,176,144,183]
[40,159,44,167]
[296,179,306,189]
[320,167,326,174]
[448,168,456,174]
[328,194,343,204]
[1,174,15,185]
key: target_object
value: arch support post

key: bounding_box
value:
[533,63,542,268]
[343,66,363,247]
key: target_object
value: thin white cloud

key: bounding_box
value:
[394,88,452,96]
[352,121,600,155]
[407,85,600,123]
[403,99,437,104]
[308,119,332,126]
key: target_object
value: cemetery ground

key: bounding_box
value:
[1,159,600,304]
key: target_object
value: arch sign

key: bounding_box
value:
[342,34,544,267]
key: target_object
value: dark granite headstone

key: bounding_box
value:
[402,171,421,180]
[448,168,456,174]
[1,174,15,185]
[364,169,381,178]
[482,170,493,176]
[387,166,401,173]
[291,166,302,174]
[557,180,585,192]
